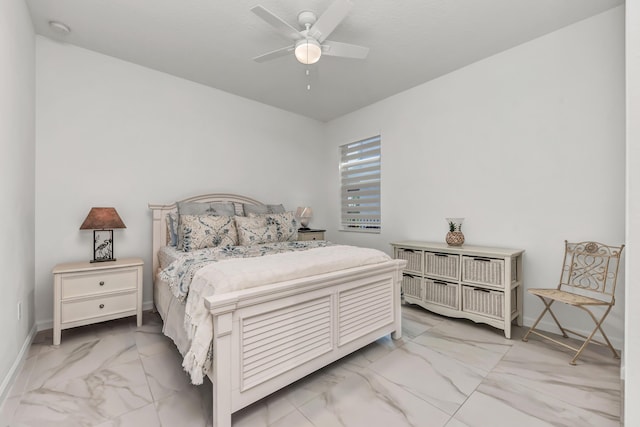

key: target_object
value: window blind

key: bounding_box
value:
[340,135,381,232]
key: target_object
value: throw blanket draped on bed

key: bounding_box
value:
[179,244,391,384]
[159,241,334,301]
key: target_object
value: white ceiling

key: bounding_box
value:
[26,0,623,122]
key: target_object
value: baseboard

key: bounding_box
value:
[0,324,37,405]
[36,300,156,333]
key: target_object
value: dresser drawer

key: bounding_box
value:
[61,269,138,299]
[395,248,423,274]
[61,291,137,324]
[401,273,423,300]
[425,252,459,280]
[461,256,505,288]
[425,279,459,309]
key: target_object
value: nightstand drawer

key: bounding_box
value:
[61,269,138,299]
[298,229,325,241]
[61,291,137,323]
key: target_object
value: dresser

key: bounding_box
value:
[391,241,524,338]
[52,257,143,345]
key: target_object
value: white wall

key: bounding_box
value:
[326,7,626,346]
[625,0,639,424]
[35,37,328,328]
[0,0,35,401]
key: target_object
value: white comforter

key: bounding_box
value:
[181,244,391,384]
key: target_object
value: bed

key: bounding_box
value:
[148,193,406,427]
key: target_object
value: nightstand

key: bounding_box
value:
[52,257,143,345]
[297,229,326,241]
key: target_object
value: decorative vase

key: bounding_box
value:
[445,218,465,246]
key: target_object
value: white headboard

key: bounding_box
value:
[148,193,264,279]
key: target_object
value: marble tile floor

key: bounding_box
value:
[0,304,622,427]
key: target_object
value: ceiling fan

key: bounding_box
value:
[251,0,369,65]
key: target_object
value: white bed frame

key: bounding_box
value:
[149,193,406,427]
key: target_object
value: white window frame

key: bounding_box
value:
[339,135,381,233]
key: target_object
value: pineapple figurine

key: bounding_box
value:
[445,218,465,246]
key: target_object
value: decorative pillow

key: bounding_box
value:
[266,211,299,241]
[176,201,235,249]
[242,203,286,216]
[235,215,279,246]
[246,211,299,242]
[180,215,237,252]
[166,212,178,246]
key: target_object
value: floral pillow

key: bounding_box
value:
[268,211,299,241]
[180,215,238,252]
[247,211,299,242]
[176,201,235,249]
[235,215,280,246]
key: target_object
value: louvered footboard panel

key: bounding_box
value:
[240,296,333,391]
[338,279,394,346]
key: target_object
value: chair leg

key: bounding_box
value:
[522,297,566,342]
[570,305,619,365]
[522,301,548,342]
[544,300,569,338]
[523,296,620,365]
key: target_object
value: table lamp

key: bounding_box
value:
[80,207,126,262]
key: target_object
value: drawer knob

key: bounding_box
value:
[99,304,105,309]
[99,281,105,286]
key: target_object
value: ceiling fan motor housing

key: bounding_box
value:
[297,11,317,28]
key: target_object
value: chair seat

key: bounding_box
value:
[527,288,608,306]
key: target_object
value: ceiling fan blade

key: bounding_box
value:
[252,45,295,63]
[321,40,369,59]
[251,5,304,41]
[308,0,353,43]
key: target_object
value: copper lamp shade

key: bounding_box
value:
[80,207,126,263]
[80,207,126,230]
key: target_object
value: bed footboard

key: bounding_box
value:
[205,259,405,427]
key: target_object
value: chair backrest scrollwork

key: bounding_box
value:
[559,240,625,302]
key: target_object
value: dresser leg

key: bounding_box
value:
[504,323,511,339]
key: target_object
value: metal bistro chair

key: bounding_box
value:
[522,240,624,365]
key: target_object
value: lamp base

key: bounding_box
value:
[298,227,311,231]
[92,229,115,263]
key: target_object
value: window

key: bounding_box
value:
[340,135,381,232]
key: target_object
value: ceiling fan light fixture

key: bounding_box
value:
[295,38,322,64]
